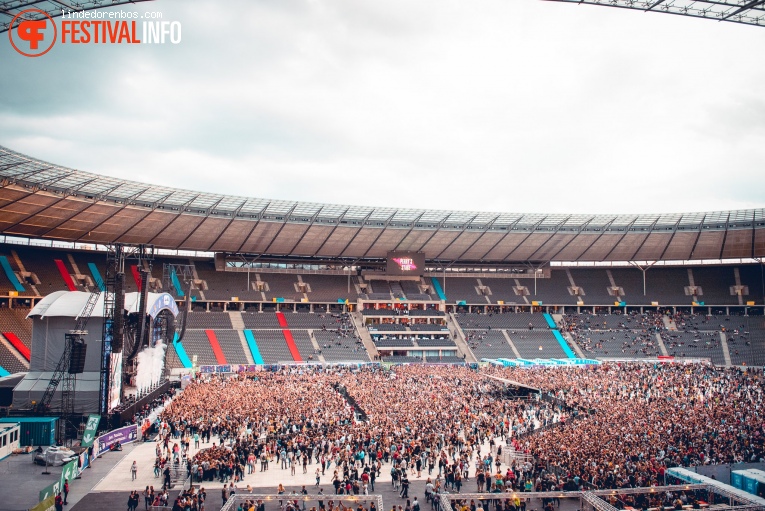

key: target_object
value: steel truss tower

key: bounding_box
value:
[99,244,154,417]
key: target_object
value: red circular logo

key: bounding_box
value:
[8,8,57,57]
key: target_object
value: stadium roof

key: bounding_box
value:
[1,146,764,263]
[546,0,765,28]
[0,0,154,34]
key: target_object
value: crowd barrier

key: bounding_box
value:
[112,380,173,427]
[197,362,381,374]
[30,423,140,511]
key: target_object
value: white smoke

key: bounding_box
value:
[135,341,166,394]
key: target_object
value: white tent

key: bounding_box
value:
[28,291,178,319]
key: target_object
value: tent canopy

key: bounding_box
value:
[28,291,179,319]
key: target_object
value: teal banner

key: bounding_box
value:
[81,414,100,448]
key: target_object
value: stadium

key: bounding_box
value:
[2,1,765,511]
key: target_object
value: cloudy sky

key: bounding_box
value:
[1,0,764,216]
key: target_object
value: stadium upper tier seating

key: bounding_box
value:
[0,246,762,307]
[166,310,369,367]
[0,245,764,370]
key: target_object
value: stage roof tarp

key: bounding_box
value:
[12,371,100,413]
[28,291,179,319]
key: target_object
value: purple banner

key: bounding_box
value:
[96,424,139,455]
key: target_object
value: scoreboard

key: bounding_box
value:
[386,251,426,276]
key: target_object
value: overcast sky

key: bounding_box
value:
[1,0,764,216]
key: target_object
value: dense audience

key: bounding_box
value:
[153,361,765,502]
[489,363,765,489]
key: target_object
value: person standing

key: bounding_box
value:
[131,461,138,481]
[55,492,63,511]
[63,479,69,505]
[163,465,171,490]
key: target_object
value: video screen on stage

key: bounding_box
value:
[109,352,122,411]
[386,251,426,276]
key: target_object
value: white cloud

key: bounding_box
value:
[1,0,764,215]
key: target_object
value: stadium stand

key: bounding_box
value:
[0,255,24,293]
[746,316,765,366]
[0,308,31,348]
[531,270,578,304]
[389,281,406,300]
[455,312,550,330]
[374,338,415,348]
[381,355,423,363]
[1,244,764,370]
[465,330,517,360]
[693,266,739,305]
[508,330,568,359]
[430,277,447,301]
[425,355,464,363]
[661,330,726,361]
[359,308,397,316]
[211,329,248,364]
[408,308,444,316]
[569,269,615,304]
[476,278,517,304]
[1,246,762,309]
[203,330,226,364]
[368,323,407,332]
[366,281,393,301]
[414,338,456,347]
[408,323,448,332]
[241,312,283,329]
[179,330,219,366]
[0,334,28,374]
[242,330,265,364]
[245,330,295,364]
[313,327,369,362]
[400,280,432,300]
[440,277,479,302]
[288,330,317,361]
[299,274,356,302]
[185,312,233,329]
[280,312,333,329]
[2,331,30,361]
[574,330,661,358]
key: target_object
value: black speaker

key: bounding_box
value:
[69,342,87,374]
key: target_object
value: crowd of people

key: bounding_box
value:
[560,311,666,357]
[145,360,765,511]
[488,362,765,489]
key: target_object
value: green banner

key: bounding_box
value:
[81,414,100,448]
[60,459,78,489]
[38,481,60,503]
[31,495,55,511]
